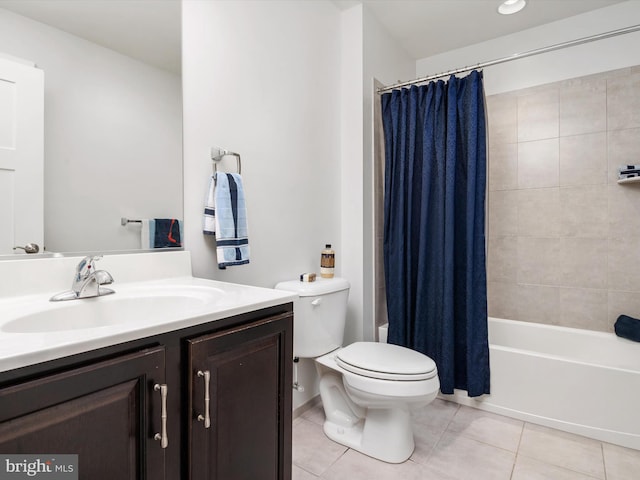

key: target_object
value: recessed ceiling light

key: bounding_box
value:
[498,0,527,15]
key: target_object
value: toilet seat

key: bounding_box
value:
[335,342,437,381]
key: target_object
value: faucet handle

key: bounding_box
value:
[76,255,103,277]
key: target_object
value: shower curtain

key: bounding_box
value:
[381,70,489,397]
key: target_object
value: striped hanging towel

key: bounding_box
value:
[213,173,250,268]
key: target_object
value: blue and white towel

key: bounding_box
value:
[204,173,250,269]
[142,219,183,248]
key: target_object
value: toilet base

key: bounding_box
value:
[315,351,437,464]
[322,405,415,463]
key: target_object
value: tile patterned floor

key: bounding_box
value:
[292,399,640,479]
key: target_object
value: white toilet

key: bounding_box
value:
[275,277,440,463]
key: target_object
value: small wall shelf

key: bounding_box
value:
[617,176,640,185]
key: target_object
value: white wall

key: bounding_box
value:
[182,0,343,410]
[180,0,417,410]
[416,1,640,95]
[0,8,182,253]
[362,5,415,342]
[340,4,364,347]
[337,3,415,349]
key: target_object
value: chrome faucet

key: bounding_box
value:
[50,255,115,302]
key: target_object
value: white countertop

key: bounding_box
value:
[0,252,297,374]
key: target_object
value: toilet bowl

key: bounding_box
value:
[274,277,440,463]
[315,342,439,463]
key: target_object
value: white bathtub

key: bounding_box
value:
[442,317,640,450]
[379,318,640,449]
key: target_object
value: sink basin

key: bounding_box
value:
[1,285,227,334]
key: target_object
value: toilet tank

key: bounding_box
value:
[274,277,350,358]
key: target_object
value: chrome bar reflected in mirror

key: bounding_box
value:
[13,243,40,254]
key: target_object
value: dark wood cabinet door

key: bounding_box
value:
[0,346,166,480]
[188,313,293,480]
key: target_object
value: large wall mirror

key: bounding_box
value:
[0,0,182,257]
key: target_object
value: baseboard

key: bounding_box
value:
[293,394,322,419]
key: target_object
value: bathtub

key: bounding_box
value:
[379,318,640,450]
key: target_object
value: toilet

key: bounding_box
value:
[275,277,439,463]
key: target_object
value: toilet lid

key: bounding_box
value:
[336,342,437,381]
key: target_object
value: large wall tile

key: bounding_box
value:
[486,66,640,333]
[560,238,608,289]
[516,285,560,324]
[517,188,560,236]
[608,237,640,291]
[559,77,606,136]
[489,142,517,191]
[517,237,562,286]
[486,94,517,145]
[609,183,640,237]
[559,132,607,186]
[375,284,388,333]
[559,185,608,238]
[487,281,520,320]
[488,237,517,283]
[607,71,640,131]
[518,139,559,189]
[488,190,518,237]
[559,287,608,332]
[518,90,559,142]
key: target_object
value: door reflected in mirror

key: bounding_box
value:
[0,0,182,256]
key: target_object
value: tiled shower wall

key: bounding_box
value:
[487,66,640,332]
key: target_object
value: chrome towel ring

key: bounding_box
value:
[211,146,241,175]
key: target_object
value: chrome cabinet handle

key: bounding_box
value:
[153,383,169,448]
[197,370,211,429]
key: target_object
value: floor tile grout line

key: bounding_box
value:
[317,447,350,479]
[509,421,527,479]
[422,403,462,464]
[444,410,525,456]
[515,420,526,453]
[293,462,321,479]
[515,451,605,480]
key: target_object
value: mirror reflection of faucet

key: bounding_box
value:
[50,255,115,302]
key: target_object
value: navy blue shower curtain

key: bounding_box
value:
[381,70,489,397]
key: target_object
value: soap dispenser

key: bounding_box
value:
[320,244,335,278]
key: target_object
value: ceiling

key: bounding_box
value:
[0,0,181,73]
[0,0,627,73]
[334,0,627,59]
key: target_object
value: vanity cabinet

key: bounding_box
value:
[0,346,166,479]
[0,304,293,480]
[188,314,292,480]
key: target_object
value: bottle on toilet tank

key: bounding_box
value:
[320,244,335,278]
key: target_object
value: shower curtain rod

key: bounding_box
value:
[377,24,640,94]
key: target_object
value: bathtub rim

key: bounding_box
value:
[489,316,640,372]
